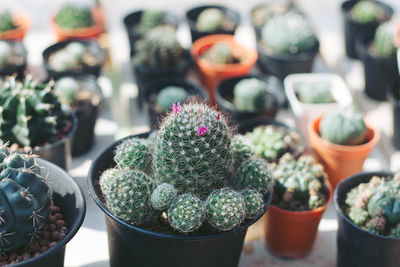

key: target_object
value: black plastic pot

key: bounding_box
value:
[42,40,106,80]
[144,78,207,129]
[0,40,27,79]
[216,74,285,124]
[334,171,400,267]
[341,0,393,59]
[257,41,319,81]
[88,133,272,267]
[123,10,180,57]
[12,158,86,267]
[186,5,241,43]
[387,80,400,149]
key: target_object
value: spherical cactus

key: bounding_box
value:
[0,11,17,33]
[351,1,382,24]
[235,157,273,194]
[241,189,264,219]
[296,81,334,104]
[65,42,86,62]
[319,107,367,146]
[156,86,189,112]
[105,169,155,225]
[55,4,94,29]
[136,9,164,37]
[233,78,271,112]
[196,8,225,32]
[201,42,239,64]
[231,134,254,162]
[205,188,246,231]
[167,193,205,233]
[153,101,234,197]
[114,137,153,174]
[373,21,396,58]
[99,167,122,195]
[50,51,77,71]
[54,77,80,106]
[261,12,317,55]
[150,183,177,211]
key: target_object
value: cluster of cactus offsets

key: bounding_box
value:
[345,173,400,237]
[270,153,328,211]
[241,189,265,219]
[296,81,334,104]
[200,42,240,64]
[0,76,70,148]
[319,107,367,146]
[233,78,272,112]
[261,12,317,55]
[156,86,189,112]
[0,149,51,252]
[351,1,383,24]
[136,9,164,37]
[231,134,254,165]
[99,167,121,194]
[150,183,177,211]
[133,25,185,68]
[196,8,225,32]
[0,11,16,33]
[373,21,396,58]
[55,4,94,29]
[235,157,273,195]
[54,77,80,106]
[114,137,153,174]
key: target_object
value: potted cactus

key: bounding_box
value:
[0,40,27,78]
[51,3,104,41]
[335,171,400,267]
[88,101,273,267]
[186,5,241,43]
[0,76,77,170]
[341,0,393,59]
[0,148,85,266]
[216,75,285,123]
[265,153,332,258]
[308,107,380,188]
[42,40,105,80]
[257,11,319,80]
[54,75,103,156]
[0,10,30,41]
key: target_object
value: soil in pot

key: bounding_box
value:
[0,11,30,41]
[388,79,400,149]
[0,40,26,78]
[186,5,240,43]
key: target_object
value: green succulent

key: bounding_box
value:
[54,77,80,106]
[99,167,122,195]
[234,78,272,112]
[235,156,273,194]
[200,42,239,64]
[296,81,334,104]
[241,189,265,219]
[0,11,17,33]
[156,86,189,111]
[196,8,225,32]
[351,1,383,24]
[150,183,177,211]
[56,4,94,29]
[114,137,153,174]
[136,9,164,37]
[373,21,396,58]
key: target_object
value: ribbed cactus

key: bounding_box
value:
[205,188,246,231]
[136,9,164,37]
[0,11,16,33]
[0,76,71,148]
[296,81,334,104]
[54,77,79,106]
[156,86,189,112]
[241,189,265,219]
[201,42,239,64]
[167,193,205,233]
[55,4,94,29]
[233,78,271,112]
[271,153,328,211]
[150,183,177,211]
[99,167,121,195]
[235,156,273,194]
[319,107,367,146]
[196,8,225,32]
[261,12,317,54]
[114,137,153,174]
[373,22,396,58]
[351,1,382,24]
[345,173,400,237]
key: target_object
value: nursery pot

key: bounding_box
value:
[341,0,393,59]
[42,40,106,80]
[257,40,319,81]
[144,78,207,129]
[0,11,30,41]
[88,133,273,267]
[216,74,285,124]
[388,80,400,149]
[186,5,241,43]
[12,158,86,267]
[264,182,332,258]
[191,34,258,104]
[334,171,400,267]
[308,115,380,189]
[0,40,27,78]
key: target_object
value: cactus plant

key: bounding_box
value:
[99,167,121,195]
[0,41,25,69]
[151,183,177,211]
[241,189,265,219]
[296,81,334,104]
[319,107,367,146]
[205,188,246,231]
[136,9,164,37]
[167,193,205,233]
[345,173,400,237]
[156,86,189,112]
[0,76,71,148]
[54,77,79,106]
[55,4,94,29]
[261,12,317,55]
[373,21,396,58]
[196,8,225,32]
[114,137,153,174]
[270,153,328,211]
[235,156,273,194]
[350,1,383,24]
[252,4,290,27]
[200,42,240,64]
[231,134,254,164]
[233,78,272,112]
[0,11,17,33]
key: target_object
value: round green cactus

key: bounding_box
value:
[0,11,17,33]
[99,167,122,195]
[167,193,205,233]
[150,183,177,211]
[196,8,225,32]
[205,188,246,231]
[54,77,80,106]
[153,101,234,197]
[114,137,153,174]
[319,107,367,146]
[136,9,164,37]
[296,81,334,104]
[241,189,265,219]
[233,78,272,112]
[156,86,189,112]
[373,22,396,58]
[201,42,239,64]
[351,1,382,24]
[56,4,94,29]
[261,12,317,55]
[235,156,273,194]
[231,134,254,163]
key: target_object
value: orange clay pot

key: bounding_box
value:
[264,182,332,258]
[0,11,31,41]
[51,7,105,42]
[191,34,258,104]
[308,114,380,189]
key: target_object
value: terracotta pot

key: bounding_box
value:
[308,115,380,189]
[191,34,258,104]
[0,11,31,41]
[264,182,332,258]
[51,7,104,41]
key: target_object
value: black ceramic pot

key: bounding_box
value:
[341,0,393,59]
[216,74,285,124]
[88,133,272,267]
[387,80,400,149]
[186,5,241,43]
[0,40,27,79]
[334,171,400,267]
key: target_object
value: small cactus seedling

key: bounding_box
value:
[296,81,334,104]
[231,134,254,164]
[373,21,396,58]
[99,167,122,195]
[136,9,164,37]
[241,189,265,219]
[201,42,240,64]
[350,1,383,24]
[55,3,94,29]
[235,156,273,194]
[114,137,153,174]
[196,8,225,32]
[233,78,272,112]
[54,77,79,106]
[0,10,17,33]
[151,183,177,211]
[156,86,189,112]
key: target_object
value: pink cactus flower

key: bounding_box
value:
[198,126,208,136]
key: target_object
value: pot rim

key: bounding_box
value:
[0,11,31,40]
